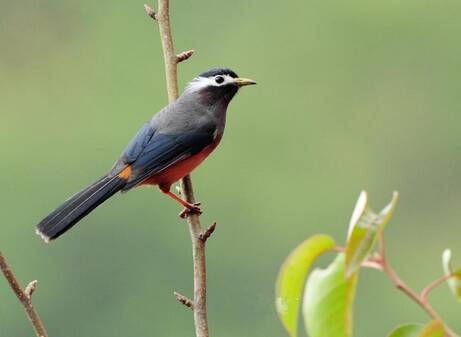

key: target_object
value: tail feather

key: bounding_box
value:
[36,174,126,242]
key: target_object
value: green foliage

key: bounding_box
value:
[418,321,446,337]
[275,234,336,337]
[302,254,358,337]
[345,191,398,277]
[275,191,459,337]
[442,249,461,300]
[387,324,422,337]
[387,321,445,337]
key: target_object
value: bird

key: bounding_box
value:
[36,67,256,242]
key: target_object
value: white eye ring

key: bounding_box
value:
[215,75,225,84]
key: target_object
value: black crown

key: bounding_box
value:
[199,68,238,79]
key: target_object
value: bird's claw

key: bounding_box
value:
[179,202,202,219]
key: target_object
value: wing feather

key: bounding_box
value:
[114,127,215,190]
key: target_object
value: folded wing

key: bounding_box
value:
[113,123,215,190]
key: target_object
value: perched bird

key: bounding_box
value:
[36,68,256,242]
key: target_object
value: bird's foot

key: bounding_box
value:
[179,202,202,219]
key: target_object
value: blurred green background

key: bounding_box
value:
[1,0,461,336]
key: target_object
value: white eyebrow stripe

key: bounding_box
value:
[185,74,236,92]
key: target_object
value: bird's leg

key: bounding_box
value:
[160,188,202,218]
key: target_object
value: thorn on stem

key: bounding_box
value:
[24,280,38,298]
[144,4,157,20]
[199,222,217,242]
[176,50,194,63]
[174,291,194,310]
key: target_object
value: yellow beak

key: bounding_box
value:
[235,77,257,87]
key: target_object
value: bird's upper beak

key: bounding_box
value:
[234,77,257,87]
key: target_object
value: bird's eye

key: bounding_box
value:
[215,76,224,84]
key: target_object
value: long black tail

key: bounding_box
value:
[36,174,126,242]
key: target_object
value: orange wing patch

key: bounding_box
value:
[118,165,132,180]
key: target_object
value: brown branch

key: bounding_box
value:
[421,273,455,304]
[144,4,157,20]
[24,280,38,298]
[331,246,344,253]
[155,0,179,100]
[332,246,382,269]
[360,259,383,270]
[376,235,459,337]
[0,252,48,337]
[181,176,210,337]
[199,222,217,242]
[146,1,210,337]
[174,291,194,310]
[176,50,194,63]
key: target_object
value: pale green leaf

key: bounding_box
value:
[275,234,336,337]
[387,323,422,337]
[387,321,445,337]
[302,254,358,337]
[442,249,461,300]
[376,191,399,232]
[345,191,399,277]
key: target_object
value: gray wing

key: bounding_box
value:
[111,120,216,190]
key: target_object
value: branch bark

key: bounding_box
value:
[0,252,48,337]
[421,273,455,304]
[376,236,459,337]
[145,2,210,337]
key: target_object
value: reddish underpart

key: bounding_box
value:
[118,144,217,217]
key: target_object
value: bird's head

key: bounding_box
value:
[184,67,256,105]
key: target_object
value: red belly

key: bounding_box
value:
[141,145,216,187]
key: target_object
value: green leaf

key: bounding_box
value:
[345,191,399,277]
[302,253,358,337]
[375,191,399,231]
[387,324,422,337]
[442,249,461,300]
[419,320,445,337]
[275,234,336,337]
[387,321,445,337]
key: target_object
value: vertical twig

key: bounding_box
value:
[0,252,48,337]
[145,2,210,337]
[155,0,179,102]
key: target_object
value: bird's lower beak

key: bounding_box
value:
[235,77,257,87]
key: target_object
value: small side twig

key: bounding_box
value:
[332,246,382,269]
[375,235,459,337]
[361,259,383,270]
[144,4,157,20]
[0,252,48,337]
[421,273,454,304]
[199,222,217,242]
[174,291,194,310]
[24,280,38,298]
[176,50,194,63]
[332,246,344,253]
